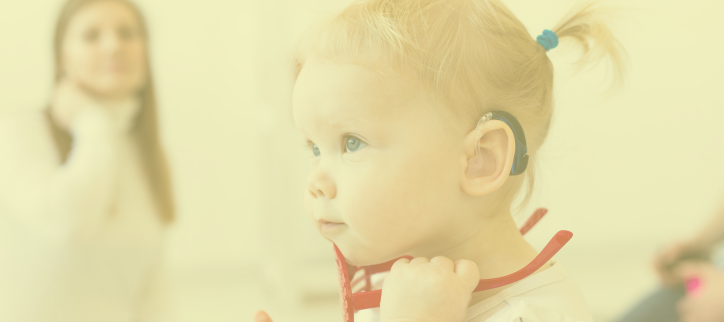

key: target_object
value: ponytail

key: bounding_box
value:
[553,1,627,90]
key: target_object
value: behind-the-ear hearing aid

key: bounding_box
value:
[333,208,572,322]
[471,111,529,176]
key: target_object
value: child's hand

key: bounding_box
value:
[380,256,480,322]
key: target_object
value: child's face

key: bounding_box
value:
[293,58,486,266]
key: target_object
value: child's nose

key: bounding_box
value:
[306,170,337,199]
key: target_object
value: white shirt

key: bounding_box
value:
[0,104,172,322]
[354,261,593,322]
[466,262,593,322]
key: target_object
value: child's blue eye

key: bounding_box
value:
[312,143,320,157]
[345,136,367,153]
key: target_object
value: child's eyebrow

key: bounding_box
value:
[322,114,371,132]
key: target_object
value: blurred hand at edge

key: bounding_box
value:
[676,262,724,322]
[654,240,711,286]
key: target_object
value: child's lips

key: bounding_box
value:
[318,219,345,234]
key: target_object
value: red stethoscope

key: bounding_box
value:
[332,208,572,322]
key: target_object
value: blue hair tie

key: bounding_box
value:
[536,29,558,51]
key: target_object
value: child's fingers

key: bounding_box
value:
[395,258,411,264]
[454,259,480,288]
[254,310,273,322]
[409,257,430,265]
[390,257,411,271]
[430,256,454,271]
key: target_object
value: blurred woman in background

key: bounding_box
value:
[0,0,175,321]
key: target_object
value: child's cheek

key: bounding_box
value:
[340,163,428,255]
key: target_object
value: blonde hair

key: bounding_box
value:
[294,0,626,212]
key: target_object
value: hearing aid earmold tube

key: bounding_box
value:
[474,112,493,171]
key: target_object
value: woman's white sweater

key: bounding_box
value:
[0,102,172,322]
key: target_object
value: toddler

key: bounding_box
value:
[258,0,624,321]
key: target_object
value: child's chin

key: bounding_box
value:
[336,243,396,267]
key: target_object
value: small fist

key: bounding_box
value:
[381,256,480,322]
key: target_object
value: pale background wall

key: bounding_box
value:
[1,0,723,321]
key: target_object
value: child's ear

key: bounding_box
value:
[460,120,516,196]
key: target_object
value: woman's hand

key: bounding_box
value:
[676,262,724,322]
[380,256,480,322]
[51,79,141,133]
[654,240,711,286]
[50,80,99,131]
